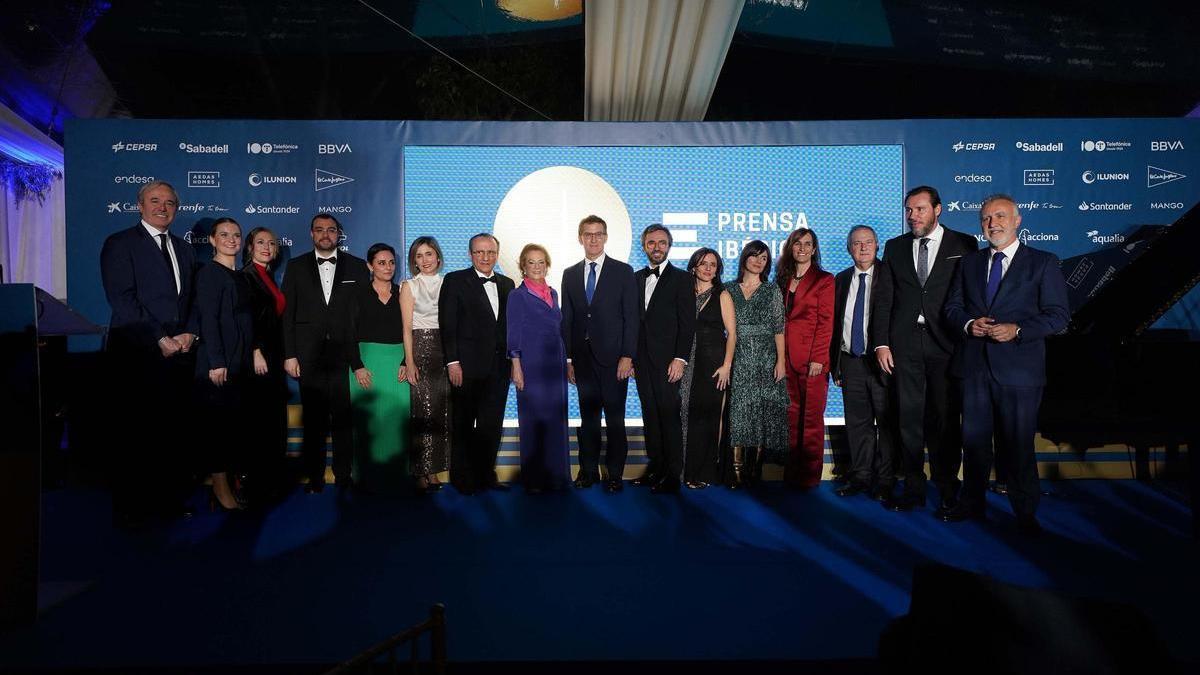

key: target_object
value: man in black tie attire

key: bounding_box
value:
[281,213,369,493]
[632,224,695,494]
[561,215,639,493]
[830,226,895,501]
[874,186,979,513]
[438,233,515,495]
[100,180,198,525]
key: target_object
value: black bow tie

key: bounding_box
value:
[318,256,337,266]
[647,267,660,277]
[480,276,497,284]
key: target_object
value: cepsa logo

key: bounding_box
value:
[111,142,157,153]
[952,141,996,152]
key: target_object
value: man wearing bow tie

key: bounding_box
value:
[632,224,695,493]
[281,213,369,493]
[438,232,515,494]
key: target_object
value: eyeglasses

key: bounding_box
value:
[580,231,607,240]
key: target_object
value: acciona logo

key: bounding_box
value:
[1081,170,1129,184]
[1078,201,1133,211]
[315,169,354,191]
[1015,141,1063,152]
[244,204,301,215]
[178,142,230,154]
[248,173,299,187]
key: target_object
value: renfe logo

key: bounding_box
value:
[318,144,352,154]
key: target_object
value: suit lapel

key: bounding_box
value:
[893,234,919,284]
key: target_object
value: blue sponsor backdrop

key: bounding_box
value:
[66,119,1200,423]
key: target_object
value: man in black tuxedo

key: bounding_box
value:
[632,224,695,494]
[830,226,895,501]
[281,213,369,493]
[874,186,979,513]
[439,232,515,495]
[561,215,639,493]
[100,180,198,525]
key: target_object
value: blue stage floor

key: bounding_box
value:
[2,480,1196,670]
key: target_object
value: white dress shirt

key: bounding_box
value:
[583,253,606,296]
[476,267,500,319]
[912,222,945,325]
[315,252,337,304]
[141,220,180,294]
[643,261,669,309]
[841,263,874,354]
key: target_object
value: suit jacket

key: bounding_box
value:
[438,267,515,379]
[944,244,1070,387]
[830,261,892,382]
[874,225,979,356]
[242,263,285,367]
[634,263,696,371]
[782,268,835,373]
[100,223,197,352]
[280,250,369,367]
[561,256,639,367]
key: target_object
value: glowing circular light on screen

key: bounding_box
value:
[493,166,632,292]
[497,0,582,22]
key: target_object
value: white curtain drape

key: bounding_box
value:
[585,0,745,121]
[0,101,65,297]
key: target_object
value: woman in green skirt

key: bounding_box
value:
[346,243,411,493]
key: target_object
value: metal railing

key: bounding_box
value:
[324,604,446,675]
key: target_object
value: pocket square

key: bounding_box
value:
[340,279,357,284]
[946,255,962,259]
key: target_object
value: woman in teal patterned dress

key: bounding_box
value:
[725,240,789,488]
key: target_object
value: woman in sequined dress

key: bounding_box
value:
[400,237,452,492]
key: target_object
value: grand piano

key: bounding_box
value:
[1039,204,1200,535]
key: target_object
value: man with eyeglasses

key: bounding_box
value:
[281,213,369,493]
[561,215,639,493]
[439,232,515,495]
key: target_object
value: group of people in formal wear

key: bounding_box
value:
[101,179,1068,535]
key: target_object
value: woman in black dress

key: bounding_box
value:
[194,217,254,510]
[241,226,289,501]
[681,248,737,488]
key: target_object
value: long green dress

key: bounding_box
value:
[727,280,789,462]
[347,283,411,492]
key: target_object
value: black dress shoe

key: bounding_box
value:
[650,477,681,494]
[631,472,660,487]
[304,482,325,494]
[937,493,960,514]
[1015,514,1042,537]
[871,485,893,502]
[883,492,925,512]
[835,482,867,498]
[573,476,596,489]
[989,482,1009,496]
[487,481,511,492]
[939,502,986,523]
[831,473,850,485]
[604,479,623,493]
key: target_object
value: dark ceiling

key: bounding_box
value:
[1,0,1198,143]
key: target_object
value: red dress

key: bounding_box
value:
[782,270,835,487]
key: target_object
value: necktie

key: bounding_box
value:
[586,261,597,304]
[850,273,867,357]
[158,234,178,294]
[917,237,930,286]
[318,256,337,265]
[480,276,497,284]
[986,250,1006,305]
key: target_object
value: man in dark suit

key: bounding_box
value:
[439,232,515,495]
[830,226,895,501]
[632,224,695,494]
[874,186,978,513]
[281,213,369,493]
[561,215,639,493]
[100,180,198,525]
[942,195,1069,534]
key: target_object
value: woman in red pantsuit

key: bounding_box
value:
[776,228,835,489]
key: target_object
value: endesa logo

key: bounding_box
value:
[1023,170,1055,186]
[248,173,299,187]
[1014,141,1063,152]
[178,142,230,154]
[113,174,155,184]
[1150,140,1185,151]
[951,141,996,152]
[1081,170,1129,184]
[953,173,992,183]
[111,142,157,153]
[1078,201,1133,211]
[246,142,300,154]
[1080,139,1132,152]
[318,143,352,154]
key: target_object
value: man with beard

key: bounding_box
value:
[631,224,695,494]
[942,195,1068,535]
[281,213,369,493]
[873,186,978,513]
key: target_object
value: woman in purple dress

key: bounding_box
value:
[506,243,570,494]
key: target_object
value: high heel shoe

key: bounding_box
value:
[209,490,245,512]
[727,446,746,489]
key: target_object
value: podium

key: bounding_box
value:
[0,285,102,629]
